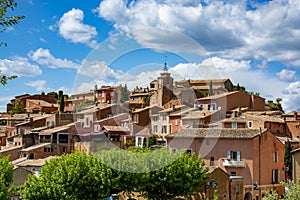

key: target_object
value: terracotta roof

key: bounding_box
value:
[130,93,150,97]
[167,128,261,139]
[275,136,300,143]
[16,156,55,167]
[222,112,285,124]
[243,113,284,123]
[169,107,198,117]
[39,123,74,135]
[208,166,229,175]
[71,91,94,97]
[28,99,57,107]
[191,85,225,90]
[135,127,152,137]
[20,143,51,152]
[189,79,230,84]
[102,125,130,132]
[0,145,22,153]
[198,91,239,100]
[15,114,52,127]
[291,148,300,153]
[182,110,218,120]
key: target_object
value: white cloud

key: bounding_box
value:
[29,48,80,69]
[282,81,300,112]
[276,69,297,82]
[0,96,13,103]
[58,8,98,47]
[25,80,53,92]
[0,57,41,77]
[95,0,300,67]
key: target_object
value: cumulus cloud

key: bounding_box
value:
[25,80,53,92]
[276,69,297,82]
[29,48,80,69]
[282,81,300,112]
[0,57,41,77]
[95,0,300,67]
[58,8,98,47]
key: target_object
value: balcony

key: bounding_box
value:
[222,159,245,167]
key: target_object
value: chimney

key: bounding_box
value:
[294,112,298,121]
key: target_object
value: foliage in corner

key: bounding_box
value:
[0,155,14,200]
[0,0,25,85]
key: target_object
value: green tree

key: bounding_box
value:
[0,0,25,85]
[8,99,25,114]
[120,84,130,103]
[282,181,300,200]
[142,150,208,200]
[59,91,65,113]
[262,182,300,200]
[22,152,113,200]
[284,140,292,179]
[0,155,14,200]
[47,91,58,101]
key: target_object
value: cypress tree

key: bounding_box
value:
[284,140,292,179]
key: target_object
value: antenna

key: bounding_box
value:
[163,56,168,72]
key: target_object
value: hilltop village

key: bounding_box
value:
[1,67,300,200]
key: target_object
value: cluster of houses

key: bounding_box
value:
[1,66,300,200]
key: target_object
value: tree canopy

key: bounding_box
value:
[95,147,208,200]
[8,99,25,114]
[22,149,208,200]
[0,155,14,200]
[22,152,113,200]
[284,140,292,179]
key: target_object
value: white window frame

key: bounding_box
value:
[227,150,241,161]
[248,121,253,128]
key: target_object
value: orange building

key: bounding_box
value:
[95,85,120,104]
[167,128,285,199]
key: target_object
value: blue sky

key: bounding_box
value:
[1,0,300,112]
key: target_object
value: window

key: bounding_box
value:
[110,92,114,96]
[272,169,280,184]
[169,124,172,134]
[208,104,216,110]
[227,150,241,161]
[232,122,237,129]
[231,171,236,176]
[273,152,278,163]
[162,126,167,134]
[133,114,138,123]
[186,149,192,154]
[102,91,105,98]
[210,157,214,166]
[153,116,158,122]
[175,120,178,126]
[162,113,167,121]
[86,118,89,126]
[248,121,253,128]
[199,104,204,111]
[153,125,158,133]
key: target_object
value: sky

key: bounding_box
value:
[1,0,300,113]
